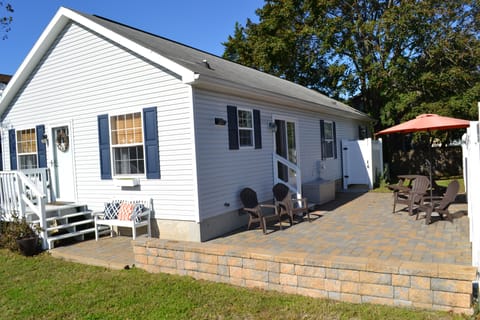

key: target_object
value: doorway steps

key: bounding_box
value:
[27,203,107,249]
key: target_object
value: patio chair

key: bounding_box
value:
[272,183,310,223]
[392,175,430,216]
[240,187,282,234]
[416,180,459,224]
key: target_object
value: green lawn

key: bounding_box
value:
[0,249,474,319]
[435,178,466,193]
[373,178,465,194]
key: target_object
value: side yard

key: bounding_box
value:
[0,249,474,319]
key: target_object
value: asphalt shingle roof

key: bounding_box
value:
[73,10,369,120]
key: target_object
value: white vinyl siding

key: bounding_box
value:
[1,22,197,221]
[193,89,367,220]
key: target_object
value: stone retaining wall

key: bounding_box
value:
[133,238,477,315]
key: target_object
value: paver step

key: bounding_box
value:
[46,218,94,232]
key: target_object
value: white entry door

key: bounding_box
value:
[51,125,76,202]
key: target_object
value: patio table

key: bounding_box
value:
[387,174,425,192]
[387,183,410,192]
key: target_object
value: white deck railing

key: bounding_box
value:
[22,168,55,203]
[272,154,302,198]
[0,170,48,249]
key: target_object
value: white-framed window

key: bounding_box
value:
[238,108,254,147]
[110,112,145,176]
[16,128,38,169]
[227,105,261,150]
[321,120,336,159]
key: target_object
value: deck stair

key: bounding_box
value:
[27,203,108,249]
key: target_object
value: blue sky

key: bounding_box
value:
[1,1,264,75]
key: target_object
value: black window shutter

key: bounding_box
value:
[320,120,325,160]
[8,129,17,170]
[227,105,239,150]
[0,134,3,171]
[333,122,337,159]
[143,107,160,179]
[97,114,112,180]
[36,125,47,168]
[253,109,262,149]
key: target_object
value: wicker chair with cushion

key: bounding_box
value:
[392,175,430,216]
[240,187,282,234]
[272,183,310,223]
[416,180,459,224]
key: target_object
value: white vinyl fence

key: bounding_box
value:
[463,119,480,269]
[342,138,383,190]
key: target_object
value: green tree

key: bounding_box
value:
[381,8,480,128]
[223,0,480,131]
[0,1,13,40]
[223,1,334,96]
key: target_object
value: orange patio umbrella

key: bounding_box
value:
[375,113,471,198]
[375,113,470,135]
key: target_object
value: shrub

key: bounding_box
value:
[0,214,41,253]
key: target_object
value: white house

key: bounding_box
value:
[0,7,371,242]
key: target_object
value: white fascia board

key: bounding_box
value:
[0,7,198,117]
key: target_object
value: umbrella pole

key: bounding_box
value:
[425,159,433,201]
[428,131,433,200]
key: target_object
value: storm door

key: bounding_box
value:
[274,118,299,190]
[51,125,76,201]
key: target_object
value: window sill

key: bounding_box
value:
[114,178,140,187]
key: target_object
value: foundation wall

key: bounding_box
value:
[133,238,477,315]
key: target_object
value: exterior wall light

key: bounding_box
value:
[41,133,48,145]
[215,117,227,126]
[268,121,277,132]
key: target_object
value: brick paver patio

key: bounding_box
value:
[210,192,471,265]
[50,191,471,268]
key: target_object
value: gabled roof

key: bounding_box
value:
[1,7,370,121]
